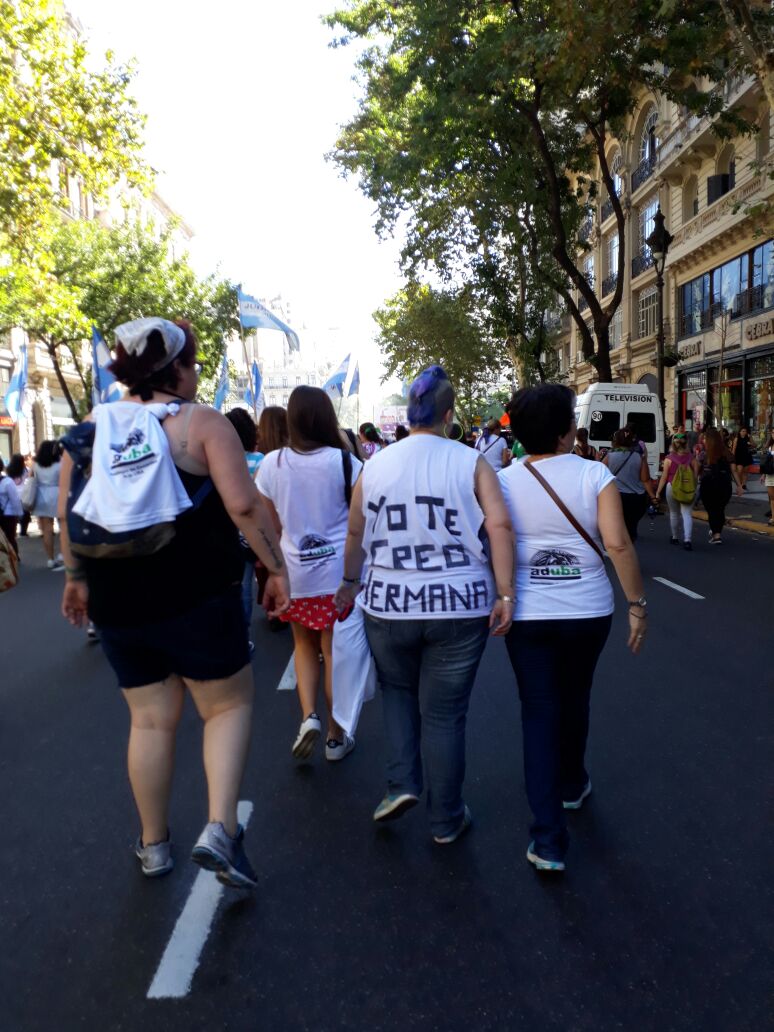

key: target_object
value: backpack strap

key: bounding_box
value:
[342,448,353,507]
[524,461,605,562]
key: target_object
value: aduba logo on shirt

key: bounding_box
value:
[529,548,582,582]
[109,428,157,477]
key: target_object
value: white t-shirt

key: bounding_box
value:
[498,453,615,621]
[257,447,362,599]
[358,434,494,620]
[475,433,508,472]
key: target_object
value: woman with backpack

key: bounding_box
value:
[257,386,363,762]
[58,317,290,889]
[655,432,701,550]
[699,427,743,544]
[602,430,657,543]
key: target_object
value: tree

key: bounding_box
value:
[717,0,774,110]
[0,0,147,256]
[373,283,506,426]
[0,216,239,418]
[327,1,750,382]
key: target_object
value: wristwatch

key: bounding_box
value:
[628,596,647,608]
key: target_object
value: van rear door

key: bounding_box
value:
[586,395,621,450]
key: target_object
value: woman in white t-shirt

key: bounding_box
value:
[498,384,647,873]
[474,419,511,473]
[258,387,363,762]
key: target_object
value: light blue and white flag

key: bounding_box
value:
[91,327,122,406]
[4,342,27,422]
[323,353,351,398]
[213,350,229,412]
[238,288,300,352]
[347,362,360,397]
[244,359,263,411]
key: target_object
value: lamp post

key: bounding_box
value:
[646,206,674,427]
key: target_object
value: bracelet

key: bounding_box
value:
[497,594,515,603]
[342,576,360,585]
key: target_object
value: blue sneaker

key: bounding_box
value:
[191,822,257,889]
[433,805,473,845]
[526,841,566,872]
[563,780,592,810]
[373,792,419,823]
[135,834,173,877]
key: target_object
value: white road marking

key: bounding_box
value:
[652,576,705,600]
[147,800,254,1000]
[277,653,296,691]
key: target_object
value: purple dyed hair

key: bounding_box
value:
[407,365,455,427]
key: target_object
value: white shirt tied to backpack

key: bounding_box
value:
[72,401,192,533]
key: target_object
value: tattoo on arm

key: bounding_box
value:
[259,529,285,574]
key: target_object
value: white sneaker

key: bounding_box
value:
[325,734,355,762]
[47,558,64,571]
[292,713,322,759]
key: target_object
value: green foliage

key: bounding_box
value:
[373,283,506,426]
[0,0,148,254]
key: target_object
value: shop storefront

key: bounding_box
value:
[0,414,13,462]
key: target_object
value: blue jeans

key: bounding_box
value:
[364,614,490,838]
[505,615,612,858]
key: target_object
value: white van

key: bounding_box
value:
[574,384,665,479]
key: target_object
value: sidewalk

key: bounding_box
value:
[693,479,774,537]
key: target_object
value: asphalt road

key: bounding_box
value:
[1,519,771,1032]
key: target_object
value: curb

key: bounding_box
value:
[692,509,774,538]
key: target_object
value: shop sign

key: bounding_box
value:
[746,315,774,343]
[0,415,14,428]
[678,339,702,360]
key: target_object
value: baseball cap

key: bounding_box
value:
[114,318,186,372]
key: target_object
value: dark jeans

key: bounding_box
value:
[699,479,731,535]
[619,491,649,543]
[505,615,612,858]
[364,613,490,838]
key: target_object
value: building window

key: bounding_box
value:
[611,153,624,197]
[282,376,288,388]
[296,376,301,385]
[682,176,699,223]
[638,197,659,254]
[638,288,658,339]
[679,240,774,335]
[610,308,623,349]
[639,108,659,163]
[583,254,594,289]
[708,146,736,205]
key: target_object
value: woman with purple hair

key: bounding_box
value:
[334,366,514,844]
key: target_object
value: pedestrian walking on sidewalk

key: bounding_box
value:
[225,408,264,641]
[31,440,64,569]
[0,456,24,559]
[761,434,774,526]
[257,386,363,762]
[58,318,289,889]
[699,428,743,544]
[475,418,512,472]
[602,429,657,543]
[733,426,754,490]
[655,432,700,550]
[498,384,647,873]
[334,365,514,844]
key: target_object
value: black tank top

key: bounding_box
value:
[83,466,243,628]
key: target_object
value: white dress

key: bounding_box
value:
[31,461,61,519]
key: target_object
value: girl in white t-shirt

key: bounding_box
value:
[498,384,647,874]
[258,387,363,762]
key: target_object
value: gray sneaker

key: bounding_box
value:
[135,835,173,877]
[190,822,258,889]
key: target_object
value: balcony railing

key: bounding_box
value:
[601,197,614,223]
[734,284,765,317]
[579,219,593,243]
[631,250,653,278]
[601,272,618,297]
[632,153,658,191]
[678,302,725,339]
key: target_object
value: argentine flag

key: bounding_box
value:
[213,351,229,412]
[238,288,300,352]
[323,353,351,398]
[92,327,123,406]
[244,359,263,413]
[4,343,28,422]
[347,362,360,397]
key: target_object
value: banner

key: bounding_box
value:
[347,362,360,397]
[213,351,229,412]
[237,288,300,352]
[244,359,263,412]
[4,343,27,422]
[91,328,122,407]
[323,353,351,398]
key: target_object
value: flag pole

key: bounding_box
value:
[236,284,258,421]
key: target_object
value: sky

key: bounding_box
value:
[69,0,406,406]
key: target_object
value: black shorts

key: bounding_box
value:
[99,586,250,688]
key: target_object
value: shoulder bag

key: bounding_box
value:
[524,461,605,561]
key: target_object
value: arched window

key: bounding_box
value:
[639,108,660,163]
[709,145,736,204]
[611,153,624,196]
[682,175,699,223]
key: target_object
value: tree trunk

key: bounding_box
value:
[593,324,613,382]
[46,341,80,421]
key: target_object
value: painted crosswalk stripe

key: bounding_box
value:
[147,800,254,1000]
[277,653,295,691]
[652,576,705,600]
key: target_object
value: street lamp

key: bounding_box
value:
[646,205,674,427]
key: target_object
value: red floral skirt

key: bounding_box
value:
[280,594,338,631]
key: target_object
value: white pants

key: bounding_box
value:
[666,482,693,542]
